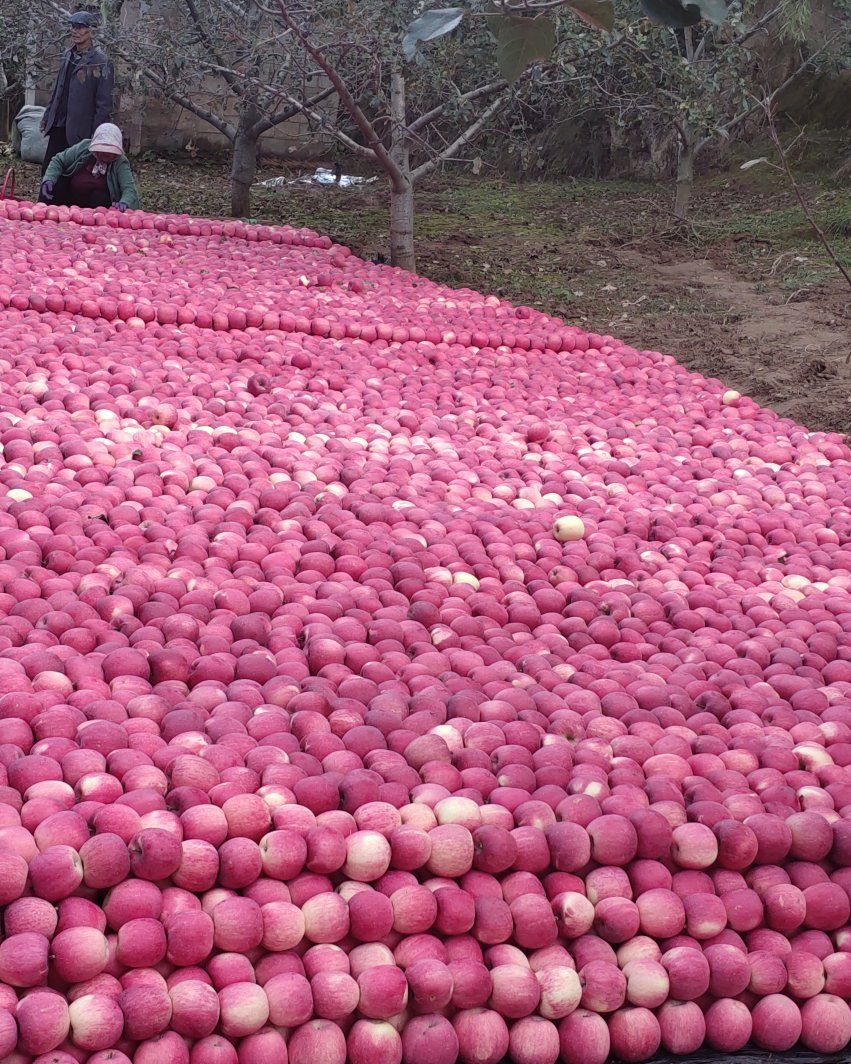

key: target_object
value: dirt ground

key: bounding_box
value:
[9,152,851,435]
[633,254,849,430]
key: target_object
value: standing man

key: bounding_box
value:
[40,11,114,175]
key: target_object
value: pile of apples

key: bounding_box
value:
[0,200,849,1064]
[0,200,558,348]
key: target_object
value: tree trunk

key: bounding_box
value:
[0,63,7,142]
[118,0,143,156]
[390,182,415,272]
[674,128,695,221]
[674,35,697,222]
[24,15,37,107]
[389,68,416,271]
[230,105,261,218]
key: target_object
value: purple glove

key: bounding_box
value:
[112,201,129,213]
[40,180,55,201]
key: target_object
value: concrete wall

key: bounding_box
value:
[109,78,333,159]
[32,72,333,160]
[123,85,331,157]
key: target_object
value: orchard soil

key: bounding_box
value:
[15,154,850,435]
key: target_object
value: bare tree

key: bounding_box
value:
[27,0,534,240]
[88,0,336,215]
[254,0,513,271]
[673,16,844,219]
[406,0,848,220]
[1,0,42,137]
[743,97,851,293]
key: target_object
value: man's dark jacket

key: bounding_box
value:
[42,46,114,144]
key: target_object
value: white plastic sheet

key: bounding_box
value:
[256,167,377,190]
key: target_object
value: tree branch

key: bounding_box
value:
[695,31,842,156]
[129,61,237,140]
[408,79,507,135]
[250,88,375,158]
[183,0,239,90]
[250,82,336,136]
[691,4,781,64]
[495,0,580,10]
[213,0,257,22]
[683,27,694,62]
[692,28,711,62]
[125,44,352,156]
[189,70,351,155]
[106,27,319,144]
[413,92,509,181]
[273,0,405,187]
[761,99,851,293]
[735,4,783,47]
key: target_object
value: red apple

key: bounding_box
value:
[607,1006,661,1063]
[578,961,626,1013]
[557,1009,611,1064]
[800,993,851,1053]
[657,1000,706,1055]
[401,1014,459,1064]
[453,1008,509,1064]
[507,1016,560,1064]
[751,993,802,1051]
[348,1019,403,1064]
[704,998,752,1051]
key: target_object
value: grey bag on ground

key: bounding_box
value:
[13,106,49,164]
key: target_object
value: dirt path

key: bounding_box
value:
[613,253,851,433]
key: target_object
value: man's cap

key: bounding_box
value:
[68,11,99,27]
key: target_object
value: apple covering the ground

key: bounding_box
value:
[0,196,849,1064]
